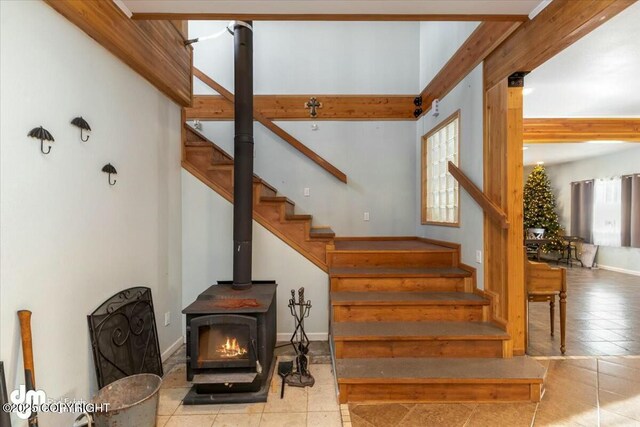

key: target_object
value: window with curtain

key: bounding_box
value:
[593,177,622,247]
[621,174,640,248]
[570,180,594,243]
[421,111,460,226]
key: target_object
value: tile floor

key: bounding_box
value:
[157,360,340,427]
[528,266,640,356]
[347,356,640,426]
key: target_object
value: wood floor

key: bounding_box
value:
[528,266,640,356]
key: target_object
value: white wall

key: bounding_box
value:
[415,66,485,287]
[0,2,182,425]
[190,120,417,236]
[418,22,479,89]
[192,21,420,94]
[543,146,640,274]
[182,172,329,339]
[189,20,420,236]
[415,21,484,288]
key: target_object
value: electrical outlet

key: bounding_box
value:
[304,187,310,197]
[164,312,171,326]
[364,212,370,221]
[475,250,482,264]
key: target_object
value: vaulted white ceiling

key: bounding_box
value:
[120,0,543,16]
[524,1,640,118]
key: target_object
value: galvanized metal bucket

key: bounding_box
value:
[74,374,162,427]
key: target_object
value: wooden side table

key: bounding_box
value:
[526,260,567,354]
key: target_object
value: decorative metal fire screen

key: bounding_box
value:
[190,314,257,370]
[88,287,163,388]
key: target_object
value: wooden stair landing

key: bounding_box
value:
[336,357,545,403]
[333,239,454,251]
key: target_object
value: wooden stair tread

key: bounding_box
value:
[211,159,235,166]
[260,196,294,205]
[333,239,456,252]
[310,227,335,238]
[185,142,212,148]
[207,164,233,170]
[336,357,545,383]
[329,266,470,278]
[332,321,509,341]
[331,291,489,306]
[286,214,312,221]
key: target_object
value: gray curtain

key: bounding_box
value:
[621,174,640,248]
[571,180,594,243]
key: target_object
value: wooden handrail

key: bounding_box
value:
[448,161,509,229]
[192,67,348,183]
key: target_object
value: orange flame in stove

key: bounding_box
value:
[217,337,247,358]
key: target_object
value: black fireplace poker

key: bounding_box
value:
[285,288,315,388]
[232,20,254,290]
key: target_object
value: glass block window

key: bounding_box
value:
[421,111,460,226]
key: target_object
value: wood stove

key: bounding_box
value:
[182,281,277,404]
[182,20,277,405]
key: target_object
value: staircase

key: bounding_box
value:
[328,237,545,403]
[182,125,545,404]
[182,125,334,271]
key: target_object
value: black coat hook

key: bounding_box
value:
[101,163,117,186]
[27,126,54,154]
[71,117,91,142]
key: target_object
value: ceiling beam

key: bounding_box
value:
[132,13,528,22]
[417,21,522,118]
[523,118,640,143]
[186,94,417,120]
[192,68,348,183]
[44,0,192,106]
[484,0,636,90]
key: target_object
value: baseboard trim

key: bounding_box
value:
[162,336,185,362]
[597,264,640,277]
[277,332,328,342]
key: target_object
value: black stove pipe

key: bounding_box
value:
[232,21,254,290]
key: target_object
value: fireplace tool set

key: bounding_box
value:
[282,287,315,390]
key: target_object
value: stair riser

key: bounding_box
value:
[338,382,542,404]
[328,251,457,268]
[333,305,484,322]
[253,183,277,201]
[330,277,468,292]
[211,150,232,164]
[206,170,233,188]
[185,148,213,168]
[334,340,504,358]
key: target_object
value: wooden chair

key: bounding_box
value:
[525,260,567,354]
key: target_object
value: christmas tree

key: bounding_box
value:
[524,164,563,251]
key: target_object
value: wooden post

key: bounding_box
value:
[483,72,526,356]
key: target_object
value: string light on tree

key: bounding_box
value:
[524,164,564,252]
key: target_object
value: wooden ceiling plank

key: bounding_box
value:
[523,118,640,142]
[418,21,522,118]
[44,0,192,106]
[484,0,636,90]
[132,13,528,22]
